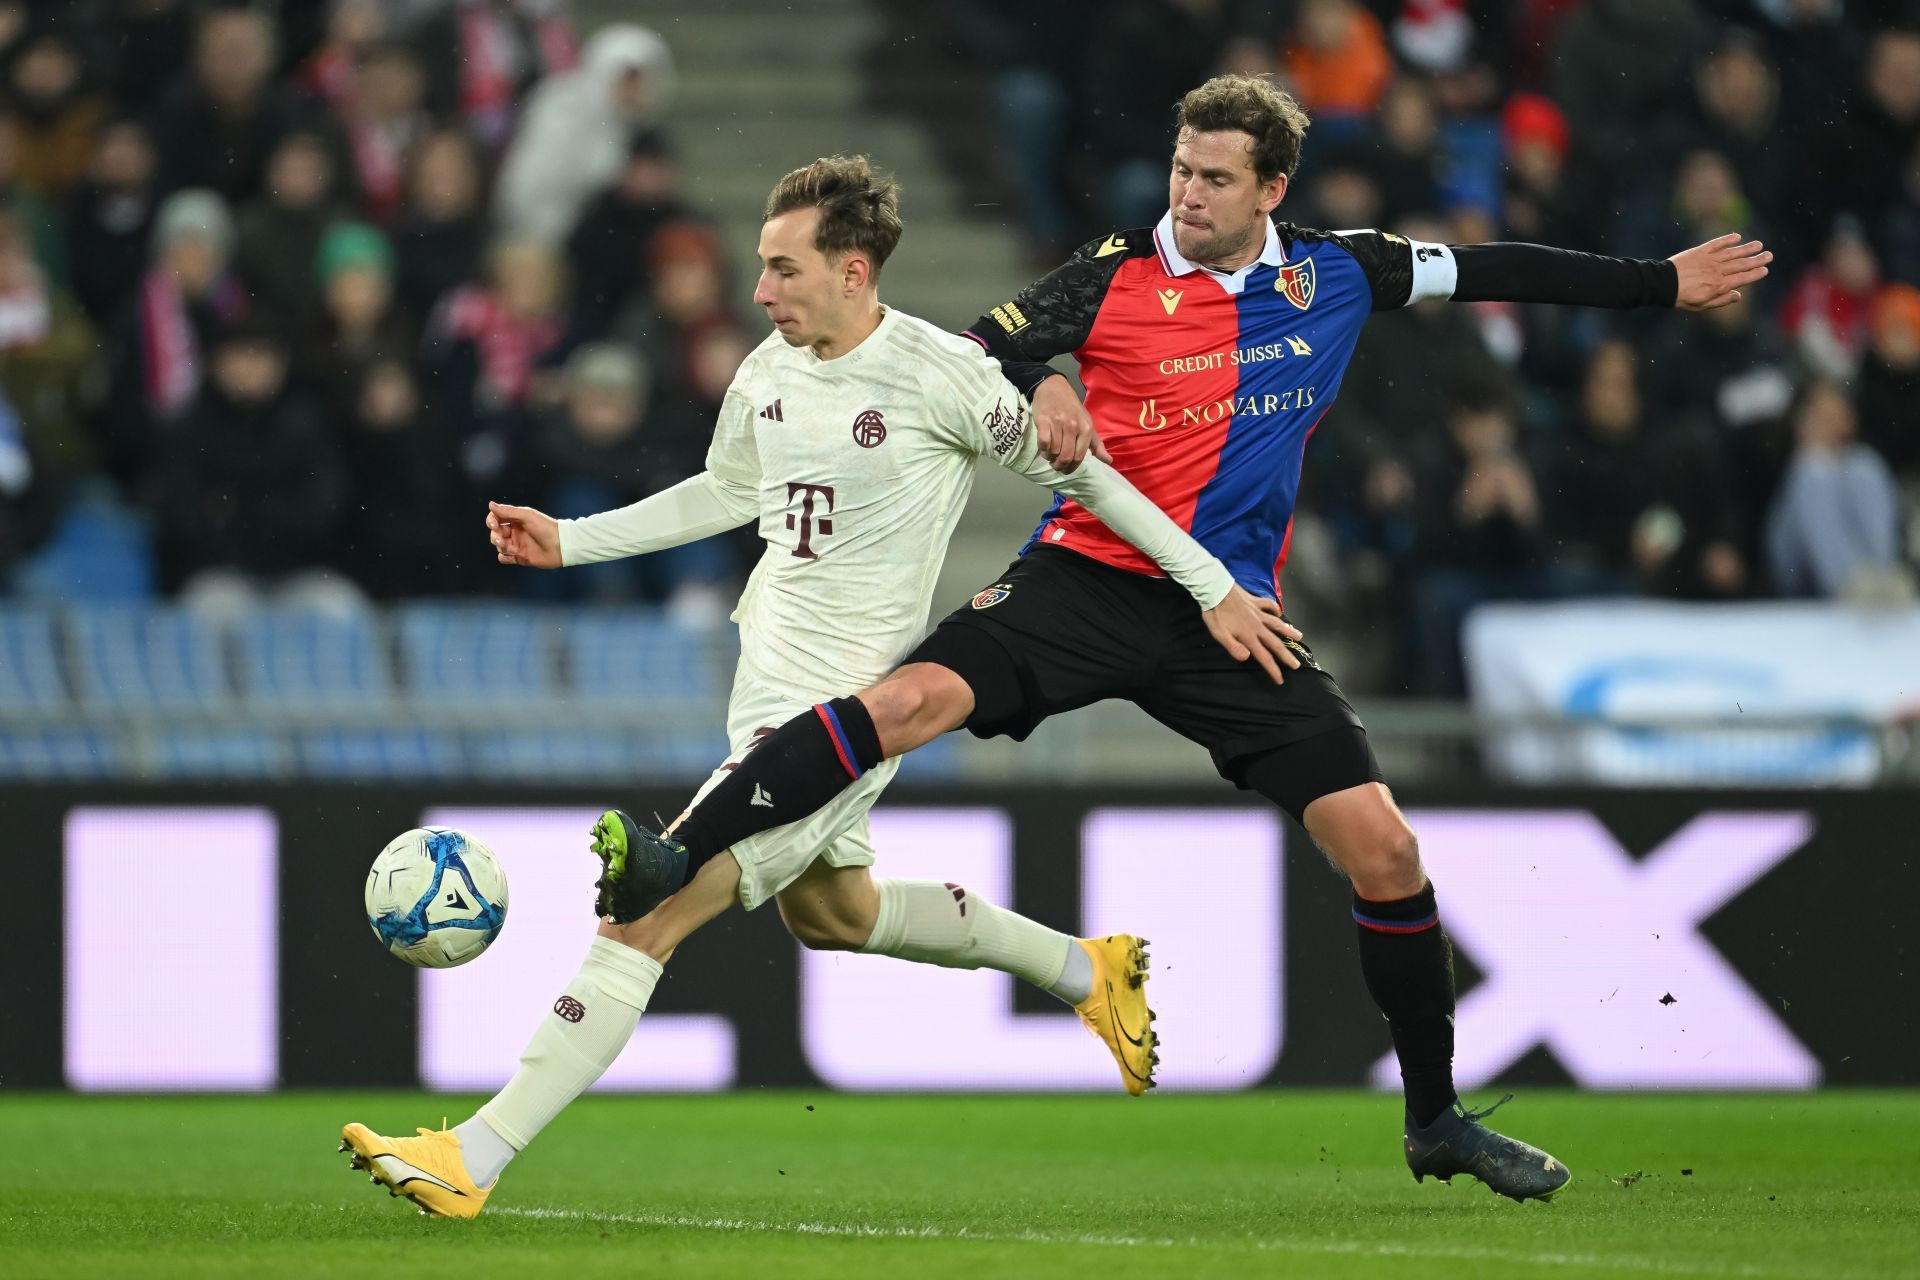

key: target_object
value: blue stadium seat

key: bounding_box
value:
[0,729,118,777]
[462,726,726,782]
[155,729,283,777]
[68,605,232,712]
[297,729,464,779]
[0,608,68,711]
[237,608,392,710]
[397,604,559,708]
[564,610,726,716]
[9,484,155,601]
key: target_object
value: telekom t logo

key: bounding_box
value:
[1375,809,1819,1090]
[785,482,835,560]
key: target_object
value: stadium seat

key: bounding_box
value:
[397,604,560,709]
[237,608,393,710]
[155,729,284,777]
[9,484,156,601]
[0,728,118,776]
[68,605,233,712]
[0,608,69,711]
[297,729,465,779]
[562,609,728,718]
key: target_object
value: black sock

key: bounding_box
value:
[1353,881,1457,1128]
[672,696,885,878]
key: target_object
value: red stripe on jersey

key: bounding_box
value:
[1035,256,1243,573]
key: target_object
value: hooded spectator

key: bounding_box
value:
[493,24,674,244]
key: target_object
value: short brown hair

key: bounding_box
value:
[764,154,903,272]
[1176,75,1311,183]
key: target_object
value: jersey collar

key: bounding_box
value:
[1152,212,1286,295]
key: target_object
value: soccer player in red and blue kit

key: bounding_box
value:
[597,75,1771,1201]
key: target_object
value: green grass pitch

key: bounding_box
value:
[2,1091,1915,1279]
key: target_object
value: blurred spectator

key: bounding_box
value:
[0,202,97,504]
[521,340,731,617]
[299,221,413,417]
[338,42,429,224]
[411,0,579,150]
[426,237,569,478]
[1662,32,1790,257]
[0,112,66,282]
[1856,283,1920,477]
[614,220,731,394]
[1408,383,1550,694]
[391,128,486,325]
[494,23,674,245]
[1880,134,1920,286]
[680,317,750,425]
[1500,92,1602,253]
[340,356,474,598]
[1549,0,1709,189]
[566,129,688,340]
[1546,339,1748,600]
[4,28,107,203]
[100,188,246,486]
[956,0,1090,257]
[1797,26,1915,254]
[1616,149,1759,262]
[1782,216,1881,379]
[235,131,345,320]
[1083,0,1250,231]
[66,118,158,327]
[150,4,302,203]
[1346,77,1443,227]
[1391,0,1476,76]
[1283,0,1394,130]
[104,0,196,112]
[1755,0,1860,123]
[151,316,356,615]
[1648,291,1795,435]
[296,0,389,110]
[1765,379,1910,600]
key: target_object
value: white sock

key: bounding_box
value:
[459,936,662,1185]
[860,878,1092,1005]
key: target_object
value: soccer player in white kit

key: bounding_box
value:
[340,156,1302,1218]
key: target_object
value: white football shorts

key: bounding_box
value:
[675,666,899,912]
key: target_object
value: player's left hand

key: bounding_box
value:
[1031,374,1112,474]
[1202,586,1304,685]
[1670,233,1771,311]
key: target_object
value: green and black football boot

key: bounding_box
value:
[1405,1093,1572,1201]
[589,809,689,924]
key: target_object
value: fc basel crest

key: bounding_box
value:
[971,584,1012,610]
[1276,258,1316,311]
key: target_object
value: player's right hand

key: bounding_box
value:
[486,500,562,568]
[1031,374,1112,474]
[1202,586,1303,684]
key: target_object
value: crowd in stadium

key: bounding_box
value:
[0,0,1915,696]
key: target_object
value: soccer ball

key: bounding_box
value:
[365,827,509,968]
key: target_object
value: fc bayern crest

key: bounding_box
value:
[971,584,1011,610]
[1276,258,1316,311]
[852,409,887,448]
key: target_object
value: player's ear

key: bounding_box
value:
[841,252,873,295]
[1259,172,1288,217]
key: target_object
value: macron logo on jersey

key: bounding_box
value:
[760,400,784,421]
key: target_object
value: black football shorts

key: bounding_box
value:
[905,545,1380,793]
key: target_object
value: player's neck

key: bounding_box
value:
[810,300,886,362]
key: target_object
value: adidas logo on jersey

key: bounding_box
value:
[760,400,784,421]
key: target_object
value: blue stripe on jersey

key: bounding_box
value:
[1020,490,1068,556]
[1187,243,1374,596]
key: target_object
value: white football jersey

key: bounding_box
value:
[713,307,1062,697]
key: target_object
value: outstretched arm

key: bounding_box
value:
[1338,228,1770,312]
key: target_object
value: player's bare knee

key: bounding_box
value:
[1352,829,1423,900]
[860,664,970,752]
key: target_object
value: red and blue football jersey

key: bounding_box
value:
[966,213,1460,603]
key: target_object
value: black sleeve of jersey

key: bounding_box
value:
[996,359,1067,399]
[1449,242,1679,308]
[962,230,1148,369]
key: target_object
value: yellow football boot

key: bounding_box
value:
[1073,933,1158,1095]
[339,1121,493,1218]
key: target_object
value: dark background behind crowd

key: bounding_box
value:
[0,0,1917,696]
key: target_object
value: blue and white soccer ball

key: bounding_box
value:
[365,827,509,968]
